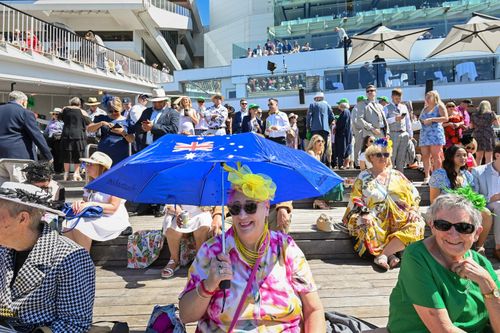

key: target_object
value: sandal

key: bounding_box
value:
[161,259,179,279]
[388,254,401,269]
[374,255,390,271]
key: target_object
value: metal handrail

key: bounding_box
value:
[0,2,166,83]
[149,0,191,18]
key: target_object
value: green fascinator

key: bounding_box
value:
[446,185,487,212]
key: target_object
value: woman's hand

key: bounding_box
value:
[205,253,233,292]
[423,119,433,126]
[71,200,92,214]
[110,127,126,135]
[358,213,373,227]
[450,258,495,292]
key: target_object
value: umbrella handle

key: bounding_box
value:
[219,280,230,290]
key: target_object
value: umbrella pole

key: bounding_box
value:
[219,163,230,290]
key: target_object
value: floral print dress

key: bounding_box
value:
[342,169,425,257]
[179,228,316,332]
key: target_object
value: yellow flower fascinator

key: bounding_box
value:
[223,162,276,202]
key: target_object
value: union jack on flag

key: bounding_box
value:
[173,141,214,152]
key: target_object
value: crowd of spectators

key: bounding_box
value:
[246,74,306,94]
[0,86,499,332]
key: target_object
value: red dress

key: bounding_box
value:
[444,114,463,147]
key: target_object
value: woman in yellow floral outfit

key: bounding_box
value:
[342,138,425,270]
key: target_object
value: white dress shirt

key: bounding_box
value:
[265,110,291,138]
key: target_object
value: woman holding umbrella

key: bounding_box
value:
[179,163,325,332]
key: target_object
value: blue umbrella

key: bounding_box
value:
[87,133,342,287]
[86,133,343,205]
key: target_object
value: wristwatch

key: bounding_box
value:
[482,287,500,299]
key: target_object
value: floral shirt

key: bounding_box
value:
[180,228,316,332]
[429,168,474,190]
[204,104,228,129]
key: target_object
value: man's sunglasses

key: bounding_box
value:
[374,152,390,158]
[228,201,258,216]
[433,219,475,234]
[366,89,376,92]
[241,102,248,105]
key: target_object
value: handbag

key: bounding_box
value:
[61,203,103,233]
[145,304,186,333]
[411,119,422,132]
[127,230,164,269]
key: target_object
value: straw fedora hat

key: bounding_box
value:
[149,88,170,102]
[0,182,65,216]
[211,94,224,102]
[80,152,113,170]
[109,97,123,113]
[85,97,101,106]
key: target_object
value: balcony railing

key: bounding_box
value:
[325,55,499,91]
[0,3,167,84]
[149,0,191,18]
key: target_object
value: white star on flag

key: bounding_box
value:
[185,153,197,160]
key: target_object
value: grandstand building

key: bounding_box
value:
[166,0,500,113]
[0,0,204,116]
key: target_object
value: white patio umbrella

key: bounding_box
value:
[348,25,431,65]
[428,14,500,58]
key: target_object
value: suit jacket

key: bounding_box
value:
[0,102,52,160]
[355,100,389,138]
[306,101,334,132]
[135,106,180,151]
[0,224,95,332]
[232,111,246,134]
[472,163,498,202]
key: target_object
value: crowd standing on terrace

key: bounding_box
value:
[0,84,499,332]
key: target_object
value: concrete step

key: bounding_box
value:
[62,169,427,205]
[89,208,497,268]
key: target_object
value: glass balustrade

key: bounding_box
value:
[325,56,498,91]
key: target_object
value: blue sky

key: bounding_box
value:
[198,0,210,26]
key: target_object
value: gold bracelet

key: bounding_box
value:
[196,283,210,299]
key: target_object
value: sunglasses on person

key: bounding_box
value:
[465,145,474,150]
[433,219,475,234]
[111,110,121,114]
[316,140,325,143]
[241,102,248,105]
[228,201,258,216]
[368,139,374,143]
[366,89,376,92]
[374,152,390,158]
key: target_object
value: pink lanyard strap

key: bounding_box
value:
[227,233,269,333]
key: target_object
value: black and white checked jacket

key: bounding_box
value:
[0,224,95,332]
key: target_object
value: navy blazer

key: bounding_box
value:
[135,106,180,151]
[232,111,245,134]
[0,102,52,160]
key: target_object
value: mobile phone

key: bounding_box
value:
[113,123,123,128]
[401,113,407,118]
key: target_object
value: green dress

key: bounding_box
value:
[388,241,499,333]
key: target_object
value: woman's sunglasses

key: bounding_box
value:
[433,219,475,234]
[374,152,390,158]
[228,201,258,216]
[368,140,374,144]
[465,145,474,150]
